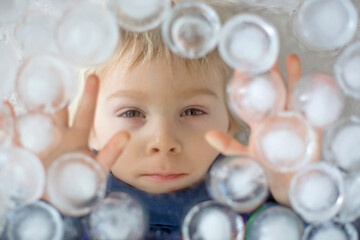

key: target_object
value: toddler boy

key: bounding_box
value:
[46,1,305,238]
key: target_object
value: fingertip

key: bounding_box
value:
[116,131,130,149]
[233,70,247,80]
[96,131,130,175]
[205,130,216,138]
[286,53,298,60]
[86,74,99,89]
[206,136,224,152]
[205,130,222,142]
[286,54,300,68]
[88,73,99,81]
[271,60,279,72]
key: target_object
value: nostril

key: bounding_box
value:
[150,147,178,153]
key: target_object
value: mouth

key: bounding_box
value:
[141,173,187,182]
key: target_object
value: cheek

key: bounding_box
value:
[183,133,220,168]
[214,106,231,132]
[93,102,122,148]
[110,140,146,175]
[190,112,230,135]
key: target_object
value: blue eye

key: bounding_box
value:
[119,110,145,118]
[180,108,206,117]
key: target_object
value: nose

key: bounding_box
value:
[146,121,182,155]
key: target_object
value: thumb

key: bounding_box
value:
[96,131,130,175]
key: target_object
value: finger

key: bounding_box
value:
[205,130,248,156]
[233,69,246,79]
[270,60,280,73]
[266,169,294,206]
[3,101,16,118]
[55,107,69,127]
[73,74,99,134]
[96,131,130,175]
[286,54,302,95]
[3,101,22,147]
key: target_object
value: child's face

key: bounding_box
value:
[92,55,232,193]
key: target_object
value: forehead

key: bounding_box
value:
[101,56,225,95]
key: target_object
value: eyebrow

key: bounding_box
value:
[177,88,218,99]
[107,90,148,101]
[107,88,219,101]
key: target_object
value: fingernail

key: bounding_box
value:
[205,135,223,150]
[118,134,129,148]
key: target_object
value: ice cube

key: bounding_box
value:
[57,3,119,66]
[230,26,267,63]
[17,113,57,153]
[7,201,63,240]
[262,130,305,165]
[312,226,348,240]
[298,173,338,211]
[332,125,360,171]
[246,76,276,112]
[197,209,232,240]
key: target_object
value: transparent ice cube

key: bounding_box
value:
[16,54,78,113]
[56,2,119,66]
[0,193,13,237]
[6,201,63,240]
[219,13,279,74]
[110,0,170,32]
[47,0,83,13]
[207,156,268,213]
[227,71,286,123]
[335,42,360,99]
[291,73,344,129]
[162,2,220,59]
[46,152,106,216]
[11,10,59,56]
[246,205,304,240]
[336,174,360,223]
[289,162,344,223]
[0,147,45,205]
[88,192,147,240]
[0,42,20,99]
[254,112,318,172]
[302,221,358,240]
[292,0,358,51]
[16,112,61,154]
[182,201,244,240]
[0,0,30,24]
[323,116,360,172]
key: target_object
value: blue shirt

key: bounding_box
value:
[104,154,251,239]
[107,172,211,239]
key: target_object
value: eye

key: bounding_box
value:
[180,108,206,117]
[118,109,145,118]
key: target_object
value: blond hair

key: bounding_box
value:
[73,0,249,136]
[85,0,240,79]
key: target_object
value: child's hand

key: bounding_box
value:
[205,54,322,206]
[21,74,130,175]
